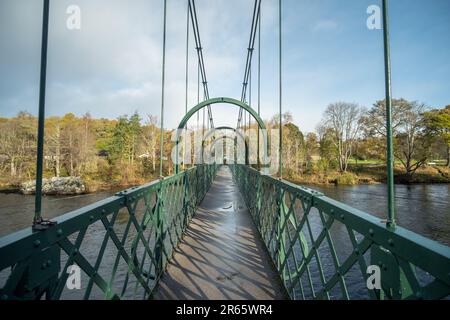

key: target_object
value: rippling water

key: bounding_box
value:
[0,183,448,299]
[311,184,450,246]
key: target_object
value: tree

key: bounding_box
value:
[45,117,63,177]
[282,122,304,174]
[304,132,319,169]
[106,112,143,181]
[321,102,364,172]
[363,99,411,137]
[364,99,430,177]
[0,112,37,180]
[423,105,450,166]
[395,102,430,177]
[140,115,159,173]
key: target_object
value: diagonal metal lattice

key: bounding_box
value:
[230,164,450,300]
[0,165,217,300]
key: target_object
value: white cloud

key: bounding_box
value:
[312,19,338,32]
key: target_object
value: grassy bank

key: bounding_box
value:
[287,165,450,186]
[0,174,159,194]
[1,165,449,193]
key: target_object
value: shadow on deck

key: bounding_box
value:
[152,166,287,300]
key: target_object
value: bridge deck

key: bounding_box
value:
[153,166,286,300]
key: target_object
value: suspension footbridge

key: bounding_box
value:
[0,0,449,300]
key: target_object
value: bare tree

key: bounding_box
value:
[395,102,429,177]
[140,115,159,172]
[364,99,430,177]
[322,102,364,172]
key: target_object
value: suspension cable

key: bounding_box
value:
[34,0,50,225]
[184,0,190,170]
[189,0,214,128]
[257,2,261,167]
[278,0,283,178]
[237,0,261,128]
[159,0,167,177]
[249,64,252,130]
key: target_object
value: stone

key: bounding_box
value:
[20,177,86,195]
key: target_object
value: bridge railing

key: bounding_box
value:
[230,164,450,300]
[0,164,217,300]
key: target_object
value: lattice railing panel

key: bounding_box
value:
[230,164,450,300]
[0,165,217,300]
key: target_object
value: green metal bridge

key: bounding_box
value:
[1,0,449,300]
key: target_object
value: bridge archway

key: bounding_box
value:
[206,136,244,165]
[202,126,249,165]
[175,97,269,172]
[176,97,266,132]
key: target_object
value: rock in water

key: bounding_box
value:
[21,177,86,195]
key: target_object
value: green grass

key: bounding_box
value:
[347,159,383,165]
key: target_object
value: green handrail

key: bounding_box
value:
[0,165,218,300]
[230,164,450,300]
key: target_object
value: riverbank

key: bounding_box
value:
[1,166,449,194]
[287,165,450,186]
[0,176,157,195]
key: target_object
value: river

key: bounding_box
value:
[0,182,448,299]
[1,183,448,245]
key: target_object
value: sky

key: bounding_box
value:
[0,0,449,133]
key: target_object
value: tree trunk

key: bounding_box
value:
[447,145,450,167]
[55,126,61,177]
[69,134,74,176]
[10,157,16,177]
[152,143,156,172]
[55,151,60,177]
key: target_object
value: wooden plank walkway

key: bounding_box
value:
[152,166,286,300]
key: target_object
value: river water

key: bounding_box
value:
[1,184,448,245]
[0,182,448,299]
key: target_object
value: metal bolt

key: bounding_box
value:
[354,248,359,255]
[369,229,374,236]
[340,214,345,220]
[102,209,107,215]
[47,260,52,266]
[57,229,63,236]
[73,248,78,256]
[34,240,41,248]
[388,239,394,246]
[89,215,94,221]
[330,209,334,215]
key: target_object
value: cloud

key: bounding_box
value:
[312,19,338,32]
[0,0,278,129]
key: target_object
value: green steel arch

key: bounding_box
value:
[204,132,249,165]
[202,126,246,143]
[206,135,244,164]
[176,97,266,132]
[175,97,269,172]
